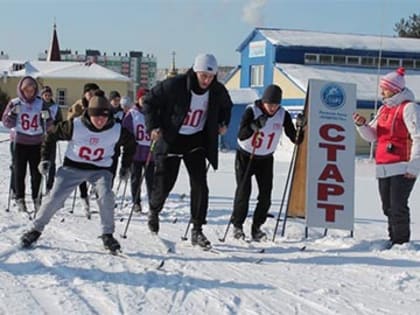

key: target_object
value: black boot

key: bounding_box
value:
[21,229,41,248]
[251,224,267,242]
[101,234,121,253]
[191,228,211,249]
[233,225,245,240]
[148,211,159,234]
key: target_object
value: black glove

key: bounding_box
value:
[296,113,307,128]
[119,167,130,182]
[251,114,268,131]
[38,160,51,176]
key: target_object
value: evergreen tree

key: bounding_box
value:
[394,13,420,38]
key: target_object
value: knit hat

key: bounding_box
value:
[379,67,406,93]
[193,53,218,74]
[121,96,131,108]
[83,83,100,94]
[109,90,121,100]
[262,84,283,104]
[136,88,149,100]
[41,86,52,95]
[88,95,111,117]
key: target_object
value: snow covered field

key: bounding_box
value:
[0,127,420,315]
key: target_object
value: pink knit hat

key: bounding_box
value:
[379,67,406,93]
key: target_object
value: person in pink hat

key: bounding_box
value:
[353,67,420,247]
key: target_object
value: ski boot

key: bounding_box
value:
[233,225,246,240]
[16,199,27,213]
[21,229,41,248]
[148,211,159,234]
[191,228,211,250]
[251,224,267,242]
[132,203,142,213]
[101,234,121,254]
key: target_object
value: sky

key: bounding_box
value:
[1,123,420,313]
[0,0,419,68]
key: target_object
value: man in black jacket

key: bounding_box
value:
[144,53,233,249]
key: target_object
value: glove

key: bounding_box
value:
[251,114,268,131]
[119,167,130,182]
[38,160,51,176]
[8,105,19,117]
[295,113,307,128]
[352,113,366,126]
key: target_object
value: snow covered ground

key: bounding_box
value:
[0,127,420,315]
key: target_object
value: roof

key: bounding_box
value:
[0,60,131,82]
[238,27,420,53]
[276,63,420,102]
[228,88,259,104]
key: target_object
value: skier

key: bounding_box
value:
[40,86,64,194]
[20,91,136,252]
[67,82,100,212]
[1,76,53,213]
[353,67,419,246]
[144,53,232,249]
[109,90,124,122]
[122,88,154,213]
[230,84,305,241]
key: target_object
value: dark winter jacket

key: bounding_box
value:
[41,110,136,171]
[143,69,233,169]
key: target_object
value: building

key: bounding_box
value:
[39,49,157,92]
[0,60,131,114]
[224,27,420,153]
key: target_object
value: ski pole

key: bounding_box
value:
[33,174,46,219]
[272,121,305,241]
[6,164,14,212]
[70,188,77,214]
[219,132,259,242]
[118,179,129,214]
[121,141,155,239]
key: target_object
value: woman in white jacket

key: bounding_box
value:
[353,67,419,246]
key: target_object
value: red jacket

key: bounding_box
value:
[376,101,411,164]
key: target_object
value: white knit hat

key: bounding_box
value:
[193,53,218,74]
[379,67,406,93]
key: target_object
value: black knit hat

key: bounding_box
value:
[88,95,111,117]
[41,86,52,95]
[83,83,100,94]
[109,90,121,100]
[262,84,283,104]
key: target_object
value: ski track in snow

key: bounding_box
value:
[1,137,420,314]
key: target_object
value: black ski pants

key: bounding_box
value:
[378,175,416,244]
[231,150,273,228]
[130,160,154,205]
[149,149,208,228]
[14,143,42,201]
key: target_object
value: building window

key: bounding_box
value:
[346,56,360,65]
[304,53,318,64]
[56,88,67,106]
[361,57,375,66]
[332,55,346,65]
[388,58,400,68]
[319,54,332,64]
[402,59,414,69]
[250,65,264,87]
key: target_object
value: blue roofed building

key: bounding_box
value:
[224,27,420,153]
